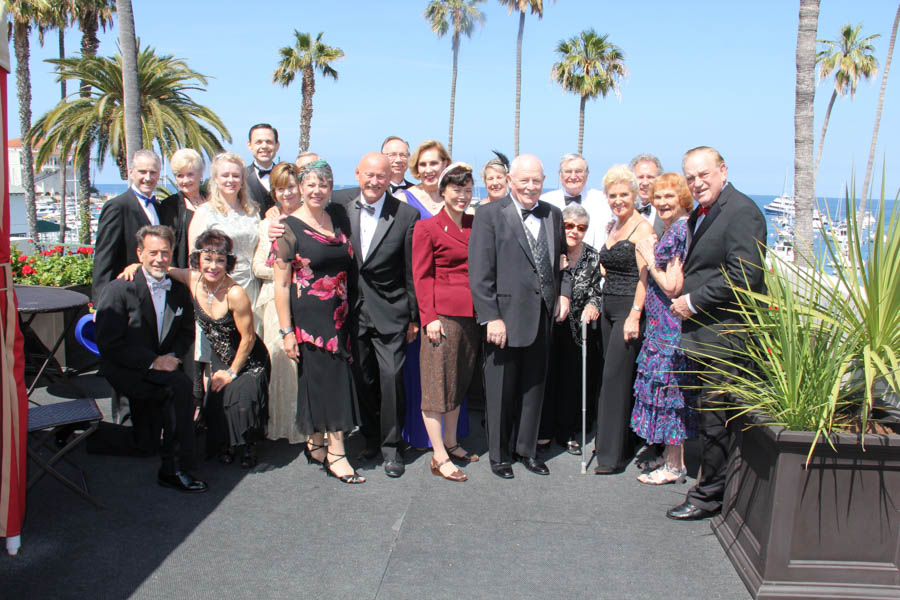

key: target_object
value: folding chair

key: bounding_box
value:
[27,398,104,507]
[74,313,127,424]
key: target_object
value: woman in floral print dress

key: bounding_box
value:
[273,160,364,483]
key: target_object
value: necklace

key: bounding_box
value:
[203,277,226,307]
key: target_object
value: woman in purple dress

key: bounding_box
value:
[395,140,469,447]
[630,173,698,485]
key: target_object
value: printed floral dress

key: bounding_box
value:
[630,218,698,445]
[273,210,359,434]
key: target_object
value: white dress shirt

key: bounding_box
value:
[142,266,167,341]
[253,161,272,192]
[132,186,160,226]
[539,187,611,249]
[359,193,386,260]
[510,195,541,240]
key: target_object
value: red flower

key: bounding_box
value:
[299,329,315,345]
[333,301,348,329]
[76,247,93,255]
[310,275,337,300]
[17,255,27,263]
[22,265,35,275]
[325,336,338,353]
[291,255,313,291]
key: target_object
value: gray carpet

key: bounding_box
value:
[4,374,749,599]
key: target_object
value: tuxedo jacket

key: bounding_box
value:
[92,189,176,298]
[94,269,194,391]
[334,192,420,334]
[682,182,767,355]
[412,210,475,325]
[244,165,274,215]
[468,194,572,348]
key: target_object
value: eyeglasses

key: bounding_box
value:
[385,152,410,160]
[564,222,588,232]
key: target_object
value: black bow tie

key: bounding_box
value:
[358,201,376,215]
[256,166,272,177]
[521,206,544,219]
[637,204,651,216]
[564,194,582,206]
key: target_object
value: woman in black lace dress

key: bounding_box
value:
[539,203,603,455]
[592,165,654,474]
[180,230,269,467]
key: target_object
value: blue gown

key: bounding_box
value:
[397,189,470,447]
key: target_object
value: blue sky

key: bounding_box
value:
[8,0,898,197]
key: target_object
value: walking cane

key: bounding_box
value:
[581,319,588,475]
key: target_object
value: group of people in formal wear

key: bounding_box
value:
[90,123,766,522]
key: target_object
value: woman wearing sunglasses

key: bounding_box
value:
[538,204,603,455]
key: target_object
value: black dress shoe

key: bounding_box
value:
[384,460,405,478]
[158,470,208,493]
[490,461,514,479]
[666,501,719,521]
[517,455,550,475]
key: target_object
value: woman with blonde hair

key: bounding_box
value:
[592,165,654,475]
[189,151,261,307]
[161,148,206,268]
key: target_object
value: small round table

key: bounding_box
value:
[15,285,90,396]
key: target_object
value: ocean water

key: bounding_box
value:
[7,189,895,242]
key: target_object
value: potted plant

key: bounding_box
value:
[701,181,900,599]
[11,244,95,371]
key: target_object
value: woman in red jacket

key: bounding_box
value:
[412,162,480,482]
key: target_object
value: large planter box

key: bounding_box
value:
[712,414,900,599]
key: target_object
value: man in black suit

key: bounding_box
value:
[244,123,280,214]
[335,152,419,478]
[92,150,174,298]
[469,154,572,479]
[630,153,667,237]
[666,146,766,520]
[94,225,207,493]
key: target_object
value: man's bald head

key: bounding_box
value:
[508,154,545,209]
[355,152,392,203]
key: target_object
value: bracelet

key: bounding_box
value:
[226,368,237,379]
[279,327,294,338]
[631,304,642,312]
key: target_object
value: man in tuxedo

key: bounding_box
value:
[94,225,206,493]
[335,152,420,477]
[539,153,611,249]
[92,150,174,298]
[381,136,414,194]
[469,154,572,479]
[630,153,666,237]
[245,123,280,214]
[666,146,766,520]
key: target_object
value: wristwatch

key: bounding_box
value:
[226,368,237,379]
[279,327,294,338]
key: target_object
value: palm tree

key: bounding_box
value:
[7,1,49,244]
[69,0,115,243]
[497,0,553,156]
[272,31,344,154]
[27,44,231,184]
[794,0,820,266]
[861,5,899,225]
[551,29,626,155]
[814,23,879,179]
[116,0,142,169]
[424,0,486,156]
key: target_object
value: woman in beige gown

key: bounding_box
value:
[252,162,302,443]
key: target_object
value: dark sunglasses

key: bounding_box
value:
[564,222,588,232]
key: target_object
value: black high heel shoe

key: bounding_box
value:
[240,444,258,469]
[324,451,366,484]
[218,445,235,465]
[304,442,326,465]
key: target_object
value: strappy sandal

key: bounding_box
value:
[446,444,479,464]
[637,464,687,485]
[324,451,366,484]
[430,457,467,482]
[304,442,326,465]
[240,444,258,469]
